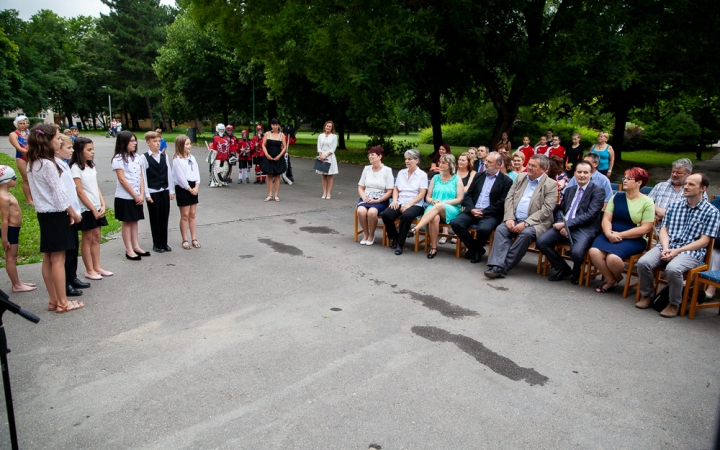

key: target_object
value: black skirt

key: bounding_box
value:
[114,198,144,222]
[175,181,199,207]
[37,211,75,253]
[80,210,109,231]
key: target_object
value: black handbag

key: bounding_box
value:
[314,158,331,173]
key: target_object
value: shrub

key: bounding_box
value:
[644,112,701,151]
[624,123,645,151]
[0,117,44,136]
[418,123,491,148]
[365,137,418,157]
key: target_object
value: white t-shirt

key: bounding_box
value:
[358,165,394,199]
[71,164,101,212]
[56,158,81,214]
[111,154,143,200]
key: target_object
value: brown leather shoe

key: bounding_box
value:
[659,304,680,318]
[636,296,653,309]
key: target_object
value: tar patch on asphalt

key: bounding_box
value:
[487,283,508,291]
[396,289,479,319]
[284,219,297,224]
[412,326,549,386]
[330,307,342,311]
[299,226,338,234]
[238,255,254,259]
[258,238,304,256]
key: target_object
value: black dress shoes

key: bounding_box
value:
[134,250,151,257]
[571,278,579,285]
[484,266,507,279]
[390,239,397,249]
[163,245,172,252]
[464,249,476,260]
[126,253,142,261]
[153,246,165,253]
[471,253,483,264]
[66,285,83,296]
[71,278,90,289]
[548,267,573,282]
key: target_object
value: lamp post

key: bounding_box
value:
[102,86,112,128]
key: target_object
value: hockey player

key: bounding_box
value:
[251,125,266,184]
[208,123,231,187]
[225,125,238,184]
[236,129,252,183]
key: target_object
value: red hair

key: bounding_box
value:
[624,167,649,187]
[368,145,384,159]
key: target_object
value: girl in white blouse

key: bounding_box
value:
[357,146,394,245]
[317,120,339,199]
[26,124,83,313]
[112,131,149,260]
[172,135,201,250]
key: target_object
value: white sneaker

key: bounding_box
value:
[209,182,219,188]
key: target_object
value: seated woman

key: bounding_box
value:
[382,149,428,255]
[511,151,525,179]
[429,143,451,175]
[499,152,515,181]
[548,155,569,191]
[407,154,464,259]
[456,152,477,193]
[588,167,654,293]
[357,146,394,245]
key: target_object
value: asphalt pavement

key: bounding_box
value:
[0,135,718,449]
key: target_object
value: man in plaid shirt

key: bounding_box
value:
[647,158,706,234]
[636,173,720,318]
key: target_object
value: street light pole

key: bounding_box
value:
[102,86,112,128]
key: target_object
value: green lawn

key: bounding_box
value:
[0,154,122,267]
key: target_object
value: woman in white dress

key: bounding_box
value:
[356,146,394,245]
[317,120,339,199]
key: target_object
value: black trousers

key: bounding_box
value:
[65,224,79,284]
[147,190,171,248]
[536,227,596,280]
[381,205,424,248]
[450,212,498,256]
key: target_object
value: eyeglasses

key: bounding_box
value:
[622,176,635,181]
[129,139,137,142]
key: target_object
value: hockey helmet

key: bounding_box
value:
[216,123,226,136]
[226,125,235,134]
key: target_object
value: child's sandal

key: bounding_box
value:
[182,240,191,250]
[192,239,201,248]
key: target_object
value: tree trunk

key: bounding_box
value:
[144,96,155,130]
[194,118,204,135]
[159,104,171,131]
[611,102,630,162]
[124,109,130,130]
[405,122,409,135]
[337,100,348,150]
[427,92,443,152]
[131,110,140,131]
[222,105,229,126]
[267,100,277,126]
[92,112,98,130]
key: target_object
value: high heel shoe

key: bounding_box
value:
[427,248,437,259]
[406,229,416,239]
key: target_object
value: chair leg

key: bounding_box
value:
[623,258,635,299]
[680,272,693,317]
[688,275,702,319]
[353,210,359,242]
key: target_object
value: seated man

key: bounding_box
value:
[636,173,720,318]
[647,158,706,234]
[564,152,613,205]
[484,154,558,278]
[536,161,605,284]
[450,152,513,263]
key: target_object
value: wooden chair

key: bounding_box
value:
[634,239,714,317]
[689,269,720,319]
[540,244,591,284]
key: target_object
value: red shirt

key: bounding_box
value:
[534,145,549,156]
[251,136,264,157]
[209,135,231,161]
[237,139,252,160]
[548,145,565,159]
[517,145,534,167]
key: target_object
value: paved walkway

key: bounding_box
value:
[0,137,718,449]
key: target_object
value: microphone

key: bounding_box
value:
[0,290,40,324]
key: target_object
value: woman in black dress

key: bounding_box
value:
[261,118,287,202]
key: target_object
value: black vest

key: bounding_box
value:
[144,152,168,190]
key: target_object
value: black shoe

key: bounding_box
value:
[153,246,165,253]
[134,250,151,257]
[406,230,416,239]
[66,285,83,296]
[464,249,476,260]
[484,266,507,279]
[253,181,259,185]
[427,248,437,259]
[548,267,573,282]
[471,252,484,264]
[395,247,403,255]
[71,278,90,289]
[390,239,398,249]
[571,278,579,285]
[126,253,142,261]
[163,245,172,252]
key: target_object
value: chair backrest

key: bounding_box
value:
[704,238,715,265]
[645,221,656,250]
[610,182,620,193]
[640,185,653,195]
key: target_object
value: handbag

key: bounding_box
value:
[314,158,331,173]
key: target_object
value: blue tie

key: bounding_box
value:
[568,187,584,221]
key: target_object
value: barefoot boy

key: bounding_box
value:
[0,166,36,292]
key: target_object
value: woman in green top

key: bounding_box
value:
[408,154,464,259]
[589,167,655,293]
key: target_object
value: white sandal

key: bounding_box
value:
[264,196,272,202]
[274,196,280,202]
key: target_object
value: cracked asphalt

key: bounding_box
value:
[0,136,719,449]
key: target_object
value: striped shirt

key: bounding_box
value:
[659,198,720,261]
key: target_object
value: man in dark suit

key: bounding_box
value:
[536,161,605,284]
[450,152,512,263]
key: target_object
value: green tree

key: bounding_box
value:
[0,26,22,113]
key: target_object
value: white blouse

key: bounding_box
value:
[27,159,71,213]
[358,165,394,199]
[172,155,201,190]
[112,154,144,200]
[71,164,102,212]
[317,133,337,156]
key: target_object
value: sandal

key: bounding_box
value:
[182,240,191,250]
[274,196,280,202]
[48,302,57,311]
[427,248,438,259]
[192,239,201,248]
[56,300,84,314]
[595,282,619,293]
[264,196,273,202]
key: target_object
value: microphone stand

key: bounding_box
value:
[0,289,40,450]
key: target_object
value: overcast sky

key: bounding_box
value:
[6,0,177,20]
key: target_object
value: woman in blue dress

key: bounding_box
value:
[407,154,464,259]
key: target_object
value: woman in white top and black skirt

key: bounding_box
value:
[112,131,149,260]
[172,135,201,250]
[26,123,84,313]
[317,120,339,199]
[356,146,394,246]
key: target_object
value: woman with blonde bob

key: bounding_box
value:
[407,154,464,259]
[172,135,201,249]
[317,120,339,199]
